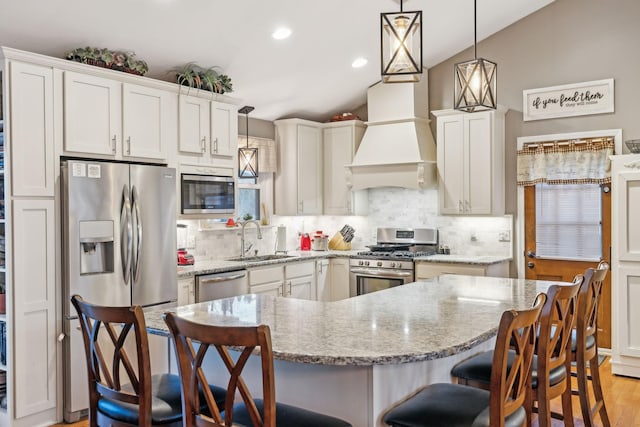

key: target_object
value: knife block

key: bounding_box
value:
[328,232,352,250]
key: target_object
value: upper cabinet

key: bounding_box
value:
[432,107,506,215]
[178,94,238,165]
[64,71,176,162]
[323,121,368,215]
[274,119,323,215]
[8,61,56,197]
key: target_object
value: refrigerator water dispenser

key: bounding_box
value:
[79,220,114,275]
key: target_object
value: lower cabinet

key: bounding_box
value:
[415,261,509,280]
[248,261,316,300]
[316,259,330,301]
[177,277,195,306]
[329,258,350,301]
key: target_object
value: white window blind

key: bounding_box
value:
[535,183,602,260]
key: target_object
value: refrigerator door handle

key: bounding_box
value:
[120,185,133,284]
[131,185,143,284]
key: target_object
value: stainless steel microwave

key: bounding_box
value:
[180,172,235,214]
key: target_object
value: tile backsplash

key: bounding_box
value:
[181,188,513,262]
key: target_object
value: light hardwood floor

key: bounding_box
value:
[49,357,640,427]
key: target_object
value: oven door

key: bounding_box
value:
[349,267,414,297]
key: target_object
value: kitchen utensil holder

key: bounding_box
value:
[328,232,352,250]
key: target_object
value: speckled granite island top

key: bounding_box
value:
[146,275,564,366]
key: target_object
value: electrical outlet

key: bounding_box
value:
[186,235,196,249]
[498,231,511,242]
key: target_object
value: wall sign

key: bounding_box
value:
[522,79,614,122]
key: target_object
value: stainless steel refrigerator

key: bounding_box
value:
[61,159,177,422]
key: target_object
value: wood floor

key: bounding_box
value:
[49,357,640,427]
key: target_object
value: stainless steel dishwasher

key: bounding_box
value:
[195,269,249,302]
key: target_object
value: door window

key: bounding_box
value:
[535,183,602,261]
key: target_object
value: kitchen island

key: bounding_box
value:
[145,275,565,427]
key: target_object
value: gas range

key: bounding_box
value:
[349,227,438,297]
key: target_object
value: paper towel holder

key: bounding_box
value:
[275,225,288,254]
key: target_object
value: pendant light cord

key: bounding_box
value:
[474,0,477,59]
[245,113,249,148]
[400,0,403,13]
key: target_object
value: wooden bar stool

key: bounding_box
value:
[163,312,353,427]
[572,262,611,427]
[450,277,583,427]
[71,295,226,427]
[382,293,546,427]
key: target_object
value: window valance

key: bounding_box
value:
[516,137,614,186]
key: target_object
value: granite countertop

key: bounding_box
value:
[146,274,564,366]
[178,251,510,278]
[414,254,512,265]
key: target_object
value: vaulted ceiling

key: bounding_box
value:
[0,0,554,121]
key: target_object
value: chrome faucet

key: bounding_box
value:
[239,220,263,258]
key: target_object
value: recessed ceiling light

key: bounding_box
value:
[352,57,368,68]
[272,27,292,40]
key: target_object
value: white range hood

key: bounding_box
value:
[346,73,437,190]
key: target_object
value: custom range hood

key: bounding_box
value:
[346,73,437,190]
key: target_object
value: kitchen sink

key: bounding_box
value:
[226,254,296,262]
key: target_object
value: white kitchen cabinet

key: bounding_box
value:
[432,108,506,215]
[611,154,640,378]
[285,261,316,300]
[64,71,121,156]
[415,260,509,280]
[122,83,174,161]
[177,277,195,306]
[248,264,285,297]
[316,259,330,301]
[12,199,56,419]
[64,71,174,161]
[323,121,368,215]
[329,258,350,301]
[8,61,56,197]
[274,119,323,215]
[248,261,316,300]
[178,95,238,164]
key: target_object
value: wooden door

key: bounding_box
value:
[178,94,209,155]
[524,184,612,347]
[122,83,168,161]
[210,100,236,157]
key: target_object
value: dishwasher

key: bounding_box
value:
[195,269,249,302]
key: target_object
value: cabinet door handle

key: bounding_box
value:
[288,281,292,296]
[201,136,206,153]
[458,200,463,213]
[112,135,117,153]
[465,200,471,213]
[299,201,304,213]
[278,286,283,297]
[213,137,219,153]
[126,136,131,155]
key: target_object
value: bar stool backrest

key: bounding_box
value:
[71,294,153,426]
[490,293,547,425]
[578,262,609,344]
[164,312,276,427]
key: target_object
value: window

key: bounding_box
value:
[535,183,602,260]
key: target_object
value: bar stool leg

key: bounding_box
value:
[588,353,611,427]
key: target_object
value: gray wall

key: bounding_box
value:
[238,116,275,139]
[428,0,639,214]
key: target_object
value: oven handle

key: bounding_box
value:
[350,267,413,278]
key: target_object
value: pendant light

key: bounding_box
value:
[381,0,422,83]
[238,105,258,178]
[454,0,497,112]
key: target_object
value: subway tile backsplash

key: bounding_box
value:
[182,188,513,262]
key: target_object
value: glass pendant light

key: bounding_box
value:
[454,0,497,112]
[381,0,423,83]
[238,106,258,178]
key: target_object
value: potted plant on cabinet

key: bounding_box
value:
[172,62,233,94]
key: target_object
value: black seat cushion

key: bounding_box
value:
[227,398,352,427]
[98,373,227,425]
[451,350,566,389]
[383,383,526,427]
[571,328,596,352]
